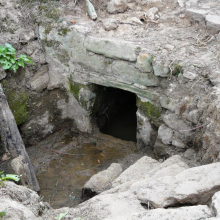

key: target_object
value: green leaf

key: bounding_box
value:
[1,174,21,182]
[55,212,68,220]
[18,61,25,67]
[0,211,6,218]
[2,62,12,70]
[5,43,16,54]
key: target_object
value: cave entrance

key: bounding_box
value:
[95,86,137,142]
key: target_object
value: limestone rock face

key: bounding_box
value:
[212,191,220,217]
[107,0,128,14]
[134,162,220,208]
[112,156,159,187]
[83,163,123,194]
[0,198,41,220]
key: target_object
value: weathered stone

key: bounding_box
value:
[0,68,6,80]
[183,148,196,160]
[206,15,220,31]
[208,71,220,86]
[186,9,206,23]
[112,156,159,187]
[163,113,192,134]
[29,66,49,92]
[159,96,176,112]
[157,124,173,145]
[102,18,118,31]
[78,87,96,111]
[2,181,41,215]
[131,17,143,25]
[134,162,220,208]
[136,110,153,147]
[153,61,169,77]
[83,163,123,194]
[84,36,140,62]
[107,0,128,14]
[183,71,198,80]
[57,94,92,133]
[136,96,161,125]
[0,198,40,220]
[136,54,153,73]
[146,7,159,20]
[113,60,159,87]
[128,205,212,220]
[212,191,220,217]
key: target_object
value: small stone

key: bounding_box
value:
[136,54,153,73]
[153,61,170,77]
[164,44,175,51]
[146,7,159,20]
[107,0,128,14]
[102,18,118,31]
[131,17,143,25]
[183,71,198,80]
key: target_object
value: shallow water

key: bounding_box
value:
[37,140,136,208]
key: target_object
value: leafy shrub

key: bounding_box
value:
[0,43,33,73]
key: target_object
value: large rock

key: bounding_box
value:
[29,65,49,92]
[0,198,41,220]
[212,191,220,217]
[112,156,159,187]
[134,162,220,208]
[108,205,212,220]
[1,181,41,216]
[84,36,140,62]
[83,163,123,194]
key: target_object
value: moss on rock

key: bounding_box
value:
[68,77,84,101]
[6,89,28,125]
[137,97,161,126]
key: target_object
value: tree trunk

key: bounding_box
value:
[0,84,40,191]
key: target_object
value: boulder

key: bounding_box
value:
[83,163,123,194]
[134,162,220,208]
[0,198,40,220]
[112,156,159,187]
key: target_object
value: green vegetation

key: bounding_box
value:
[0,171,21,187]
[7,89,28,125]
[0,44,33,73]
[55,212,68,220]
[0,211,6,218]
[136,97,161,126]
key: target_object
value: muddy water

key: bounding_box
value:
[37,136,137,208]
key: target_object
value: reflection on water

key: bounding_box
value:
[37,141,135,208]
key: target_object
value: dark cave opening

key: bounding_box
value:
[95,86,137,142]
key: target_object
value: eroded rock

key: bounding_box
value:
[83,163,123,194]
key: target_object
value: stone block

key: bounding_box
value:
[84,36,140,62]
